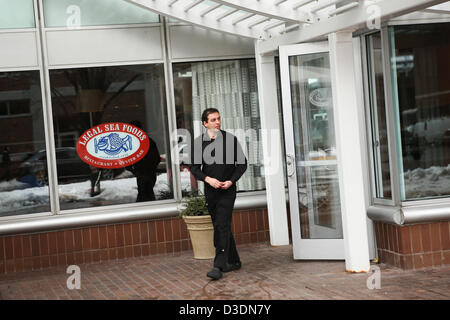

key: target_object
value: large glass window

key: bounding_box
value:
[173,59,265,194]
[43,0,159,28]
[49,64,172,211]
[366,32,392,199]
[0,71,50,216]
[0,0,35,29]
[390,23,450,200]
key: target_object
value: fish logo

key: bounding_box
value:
[76,122,149,169]
[94,133,132,155]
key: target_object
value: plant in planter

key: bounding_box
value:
[179,194,215,259]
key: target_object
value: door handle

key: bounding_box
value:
[286,154,295,177]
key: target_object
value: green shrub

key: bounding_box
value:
[180,194,209,217]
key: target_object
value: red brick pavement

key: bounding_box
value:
[0,243,449,300]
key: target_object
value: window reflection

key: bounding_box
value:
[173,59,265,195]
[49,64,173,210]
[289,53,343,239]
[367,32,392,199]
[274,57,288,188]
[43,0,159,27]
[0,71,50,216]
[0,0,35,29]
[391,23,450,200]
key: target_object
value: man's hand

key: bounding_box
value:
[221,180,233,190]
[205,176,224,189]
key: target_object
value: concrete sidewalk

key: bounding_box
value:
[0,242,449,300]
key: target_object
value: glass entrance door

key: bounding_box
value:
[279,42,344,259]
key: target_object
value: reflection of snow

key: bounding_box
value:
[0,172,193,213]
[412,118,450,144]
[60,172,192,202]
[0,182,49,213]
[179,170,193,194]
[404,165,450,198]
[0,179,29,192]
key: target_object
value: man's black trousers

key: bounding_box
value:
[205,187,240,270]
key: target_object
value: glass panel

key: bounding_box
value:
[366,32,392,199]
[49,64,172,211]
[390,24,450,200]
[275,57,288,188]
[173,59,265,195]
[289,52,343,239]
[0,71,50,217]
[43,0,159,27]
[0,0,35,29]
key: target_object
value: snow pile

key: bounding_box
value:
[0,171,194,213]
[404,164,450,199]
[0,179,29,192]
[0,184,49,212]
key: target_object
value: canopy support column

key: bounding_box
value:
[329,31,370,272]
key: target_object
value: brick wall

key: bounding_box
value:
[0,208,270,274]
[374,221,450,270]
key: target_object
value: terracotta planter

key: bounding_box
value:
[182,215,215,259]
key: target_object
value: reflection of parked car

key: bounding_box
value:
[19,147,123,184]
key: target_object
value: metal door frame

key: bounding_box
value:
[279,42,344,260]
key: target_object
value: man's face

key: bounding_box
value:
[203,112,221,131]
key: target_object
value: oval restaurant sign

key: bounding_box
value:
[76,123,149,169]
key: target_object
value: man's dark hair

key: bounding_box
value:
[201,108,220,123]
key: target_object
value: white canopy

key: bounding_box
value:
[125,0,449,53]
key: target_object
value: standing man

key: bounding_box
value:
[189,108,247,280]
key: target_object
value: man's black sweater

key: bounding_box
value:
[189,130,247,189]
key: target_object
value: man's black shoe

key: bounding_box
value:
[222,261,242,273]
[206,267,222,280]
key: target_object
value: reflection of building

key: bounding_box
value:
[0,72,45,153]
[0,1,449,275]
